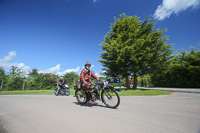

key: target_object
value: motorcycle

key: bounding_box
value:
[54,84,70,96]
[74,80,120,108]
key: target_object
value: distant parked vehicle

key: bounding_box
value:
[124,78,138,87]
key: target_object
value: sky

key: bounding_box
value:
[0,0,200,77]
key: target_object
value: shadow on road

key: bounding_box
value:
[73,102,109,109]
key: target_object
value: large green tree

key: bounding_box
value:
[98,13,174,89]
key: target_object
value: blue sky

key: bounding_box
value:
[0,0,200,77]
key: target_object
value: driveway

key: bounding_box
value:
[0,93,200,133]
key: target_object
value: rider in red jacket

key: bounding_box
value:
[80,61,99,104]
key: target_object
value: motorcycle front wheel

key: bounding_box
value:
[75,89,87,104]
[101,88,120,108]
[65,88,70,96]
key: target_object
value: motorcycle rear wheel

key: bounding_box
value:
[75,89,87,104]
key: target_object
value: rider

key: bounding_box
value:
[56,77,67,95]
[80,61,100,104]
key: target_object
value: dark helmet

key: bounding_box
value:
[60,77,64,81]
[85,61,91,67]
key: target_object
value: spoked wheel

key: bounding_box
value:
[65,88,70,96]
[101,88,120,108]
[75,89,87,104]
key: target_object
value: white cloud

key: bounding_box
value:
[153,0,200,20]
[39,64,60,74]
[39,65,81,76]
[0,51,81,76]
[95,72,104,78]
[94,70,107,78]
[93,0,98,3]
[3,51,16,61]
[47,64,60,74]
[57,66,80,76]
[0,51,31,72]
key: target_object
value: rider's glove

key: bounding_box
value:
[82,81,87,86]
[83,81,91,86]
[97,78,101,82]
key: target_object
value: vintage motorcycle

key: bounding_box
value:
[74,80,120,108]
[54,84,70,96]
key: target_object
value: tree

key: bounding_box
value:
[150,47,200,88]
[98,13,174,89]
[63,72,79,86]
[8,66,23,77]
[7,66,24,90]
[27,73,58,90]
[28,68,39,77]
[0,67,6,90]
[171,47,200,87]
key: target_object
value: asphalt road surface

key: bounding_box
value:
[0,93,200,133]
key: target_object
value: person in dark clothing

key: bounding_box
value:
[56,77,67,95]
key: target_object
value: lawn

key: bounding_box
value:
[118,89,171,96]
[0,88,171,96]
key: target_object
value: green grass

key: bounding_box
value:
[0,90,55,95]
[117,89,171,96]
[0,88,171,96]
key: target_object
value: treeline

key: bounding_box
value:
[0,48,199,91]
[150,48,200,88]
[0,67,80,91]
[98,13,200,89]
[102,48,200,88]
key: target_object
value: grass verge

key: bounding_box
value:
[0,88,171,96]
[117,89,171,96]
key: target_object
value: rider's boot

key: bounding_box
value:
[88,100,93,104]
[87,91,93,104]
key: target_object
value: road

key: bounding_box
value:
[0,93,200,133]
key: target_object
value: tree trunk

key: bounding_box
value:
[22,78,26,91]
[146,78,148,87]
[126,75,130,88]
[133,73,137,89]
[1,79,3,91]
[57,78,59,87]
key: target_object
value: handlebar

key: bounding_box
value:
[91,80,109,89]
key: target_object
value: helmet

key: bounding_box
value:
[60,77,64,81]
[85,61,91,67]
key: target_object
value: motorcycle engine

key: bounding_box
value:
[61,89,64,94]
[92,90,100,101]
